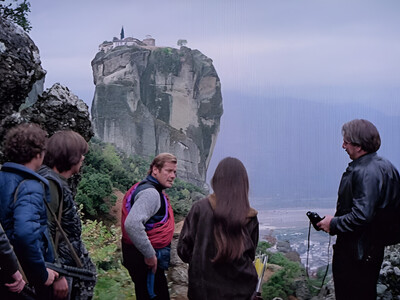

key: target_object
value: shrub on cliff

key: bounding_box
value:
[76,172,116,217]
[262,252,303,300]
[81,212,135,299]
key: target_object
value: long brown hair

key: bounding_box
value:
[211,157,250,263]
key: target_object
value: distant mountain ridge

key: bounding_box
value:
[208,91,400,199]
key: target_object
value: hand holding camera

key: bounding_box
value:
[306,211,325,231]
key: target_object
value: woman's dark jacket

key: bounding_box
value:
[0,162,54,285]
[177,196,259,300]
[38,166,96,297]
[330,152,400,260]
[0,223,19,283]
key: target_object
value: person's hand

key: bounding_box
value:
[53,276,69,299]
[44,268,59,286]
[144,255,157,274]
[318,215,333,233]
[4,270,25,293]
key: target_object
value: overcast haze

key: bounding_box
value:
[28,1,400,112]
[25,1,400,197]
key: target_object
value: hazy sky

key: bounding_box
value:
[28,0,400,115]
[18,0,400,198]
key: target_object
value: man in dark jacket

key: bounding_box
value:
[0,123,58,299]
[318,119,400,300]
[0,223,26,296]
[38,130,97,299]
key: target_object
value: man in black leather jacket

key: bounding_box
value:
[318,119,400,300]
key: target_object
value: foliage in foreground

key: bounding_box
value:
[81,215,135,299]
[256,241,331,299]
[0,0,31,31]
[261,252,303,300]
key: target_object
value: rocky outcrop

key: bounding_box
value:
[0,16,46,122]
[377,244,400,299]
[0,17,93,161]
[21,83,93,140]
[91,44,223,187]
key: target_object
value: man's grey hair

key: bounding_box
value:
[342,119,381,153]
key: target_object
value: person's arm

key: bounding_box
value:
[124,188,160,259]
[177,203,199,263]
[4,270,25,293]
[330,168,381,235]
[52,276,69,298]
[12,180,55,286]
[0,223,26,292]
[0,223,19,279]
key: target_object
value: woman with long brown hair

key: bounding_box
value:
[178,157,259,299]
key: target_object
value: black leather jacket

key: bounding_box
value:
[330,152,400,260]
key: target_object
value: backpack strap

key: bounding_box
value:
[40,183,83,268]
[13,179,83,268]
[54,195,63,252]
[47,178,64,253]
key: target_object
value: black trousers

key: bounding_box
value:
[0,283,52,300]
[122,242,170,300]
[332,244,384,300]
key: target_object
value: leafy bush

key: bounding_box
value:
[76,172,116,217]
[81,215,135,299]
[262,252,302,300]
[168,178,205,218]
[0,0,31,31]
[256,241,272,255]
[81,217,119,270]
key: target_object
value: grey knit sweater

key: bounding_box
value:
[124,188,161,258]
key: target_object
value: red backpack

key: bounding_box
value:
[120,182,174,248]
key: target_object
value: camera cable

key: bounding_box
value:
[306,220,332,290]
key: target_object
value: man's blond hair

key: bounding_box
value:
[148,153,177,175]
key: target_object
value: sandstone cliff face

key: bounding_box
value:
[91,44,223,186]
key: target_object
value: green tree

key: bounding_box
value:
[76,173,116,217]
[177,39,188,47]
[0,0,31,32]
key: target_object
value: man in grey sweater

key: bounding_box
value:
[122,153,177,300]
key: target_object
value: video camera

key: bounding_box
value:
[306,211,325,231]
